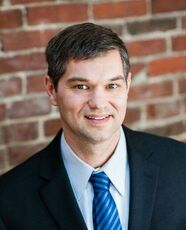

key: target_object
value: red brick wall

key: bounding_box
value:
[0,0,186,173]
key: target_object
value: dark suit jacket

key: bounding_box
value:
[0,126,186,230]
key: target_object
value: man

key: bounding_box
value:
[0,23,186,230]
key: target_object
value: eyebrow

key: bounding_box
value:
[66,75,125,83]
[66,77,89,83]
[109,76,125,82]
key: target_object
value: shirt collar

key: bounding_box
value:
[61,134,94,201]
[61,127,127,200]
[101,128,127,196]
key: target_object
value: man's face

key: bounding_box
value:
[45,49,131,145]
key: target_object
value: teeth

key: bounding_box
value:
[86,115,109,120]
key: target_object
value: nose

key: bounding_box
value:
[88,87,108,109]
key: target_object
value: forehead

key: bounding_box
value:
[62,49,124,82]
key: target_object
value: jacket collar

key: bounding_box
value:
[39,130,88,230]
[124,126,160,230]
[39,126,159,230]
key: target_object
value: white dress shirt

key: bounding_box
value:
[60,127,130,230]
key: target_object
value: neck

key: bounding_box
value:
[64,130,120,168]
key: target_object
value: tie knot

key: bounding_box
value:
[89,172,110,193]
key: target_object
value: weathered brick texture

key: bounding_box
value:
[0,149,7,169]
[127,18,176,35]
[93,1,147,19]
[0,53,46,74]
[0,10,22,29]
[152,0,186,13]
[11,0,53,4]
[2,30,59,51]
[44,119,61,137]
[130,63,145,75]
[172,35,186,51]
[0,0,186,173]
[179,79,186,94]
[182,17,186,28]
[27,4,88,25]
[0,78,22,97]
[26,75,45,93]
[149,56,186,76]
[147,100,182,119]
[129,82,173,101]
[145,121,185,137]
[0,104,6,121]
[125,108,141,124]
[8,96,51,119]
[3,122,38,144]
[127,39,166,57]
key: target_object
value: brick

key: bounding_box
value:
[127,18,176,35]
[27,75,45,93]
[3,122,38,144]
[0,128,6,145]
[184,99,186,113]
[152,0,186,13]
[0,52,46,74]
[11,0,53,4]
[172,35,186,51]
[0,104,6,121]
[149,56,186,76]
[147,100,181,119]
[101,24,123,36]
[0,149,7,170]
[182,17,186,28]
[2,29,59,51]
[44,119,61,137]
[0,10,22,29]
[129,81,173,101]
[178,78,186,94]
[93,0,147,19]
[27,4,88,25]
[8,96,51,119]
[124,107,141,124]
[130,63,145,75]
[127,39,165,57]
[144,121,185,137]
[8,143,47,166]
[0,77,22,97]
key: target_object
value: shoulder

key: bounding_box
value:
[0,148,44,196]
[124,125,185,148]
[0,130,62,196]
[123,126,186,180]
[123,126,186,161]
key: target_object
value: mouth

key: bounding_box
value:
[85,115,111,120]
[84,115,112,126]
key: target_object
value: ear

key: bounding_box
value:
[126,72,132,95]
[44,76,58,106]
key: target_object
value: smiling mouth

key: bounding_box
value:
[85,115,111,120]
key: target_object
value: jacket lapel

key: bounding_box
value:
[37,127,160,230]
[38,131,87,230]
[124,127,160,230]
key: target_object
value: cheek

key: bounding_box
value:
[110,94,128,110]
[59,93,88,112]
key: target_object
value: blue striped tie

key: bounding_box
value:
[90,172,122,230]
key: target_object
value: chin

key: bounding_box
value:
[83,131,117,144]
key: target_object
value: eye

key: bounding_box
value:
[75,84,89,90]
[107,83,118,89]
